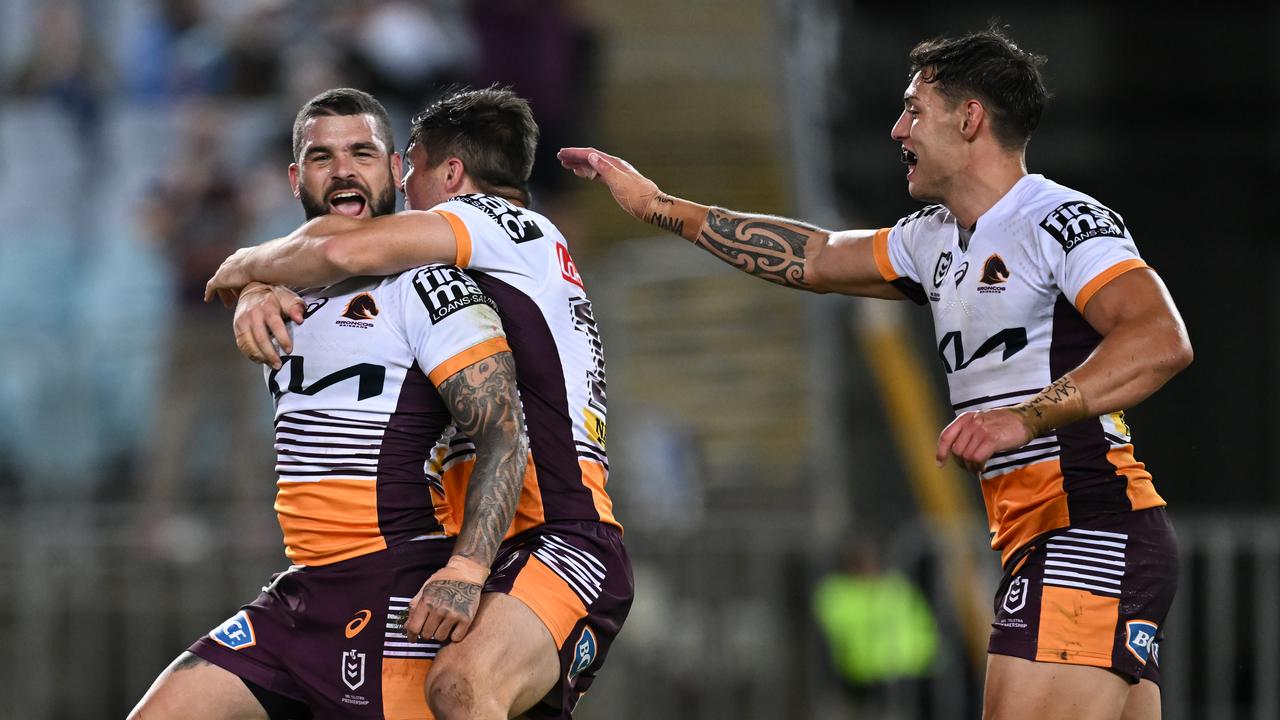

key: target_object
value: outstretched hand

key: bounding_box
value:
[557,147,661,221]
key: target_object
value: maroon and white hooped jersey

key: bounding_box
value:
[428,193,619,538]
[872,174,1165,562]
[268,264,508,566]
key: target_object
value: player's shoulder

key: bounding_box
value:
[1013,175,1130,251]
[391,262,497,324]
[433,193,552,245]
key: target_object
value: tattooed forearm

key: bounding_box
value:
[645,194,686,236]
[695,208,820,289]
[1010,375,1087,436]
[438,351,528,566]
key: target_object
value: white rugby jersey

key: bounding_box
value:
[268,264,509,566]
[429,194,618,536]
[872,174,1164,562]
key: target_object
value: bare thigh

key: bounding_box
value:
[128,652,267,720]
[983,654,1130,720]
[1120,679,1161,720]
[428,592,560,716]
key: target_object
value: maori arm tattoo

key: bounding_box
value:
[696,208,820,289]
[438,351,528,567]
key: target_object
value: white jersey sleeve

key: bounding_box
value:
[1032,197,1148,313]
[430,194,553,293]
[873,204,950,305]
[396,263,509,386]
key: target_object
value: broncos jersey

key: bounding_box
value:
[872,174,1165,563]
[428,193,619,537]
[268,264,508,566]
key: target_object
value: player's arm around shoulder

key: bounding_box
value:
[206,210,459,298]
[318,210,460,277]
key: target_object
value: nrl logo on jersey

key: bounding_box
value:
[1039,200,1127,253]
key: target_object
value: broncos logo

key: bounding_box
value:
[981,254,1010,285]
[341,293,379,321]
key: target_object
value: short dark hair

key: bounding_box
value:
[908,26,1050,148]
[407,85,539,206]
[292,88,395,162]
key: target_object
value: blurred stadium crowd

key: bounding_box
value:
[0,0,597,512]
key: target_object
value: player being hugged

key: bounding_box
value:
[203,86,632,720]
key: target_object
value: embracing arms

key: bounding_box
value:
[404,351,529,643]
[205,211,458,303]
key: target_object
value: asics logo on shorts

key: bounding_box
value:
[345,609,372,638]
[1044,528,1128,597]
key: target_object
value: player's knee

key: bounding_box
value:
[426,665,503,720]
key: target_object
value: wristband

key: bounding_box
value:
[432,555,490,587]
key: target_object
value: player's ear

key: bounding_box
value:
[446,157,466,192]
[390,152,403,187]
[960,100,984,141]
[288,162,302,198]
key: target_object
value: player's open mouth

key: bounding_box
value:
[901,148,918,166]
[328,190,368,217]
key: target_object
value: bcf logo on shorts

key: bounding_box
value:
[1125,620,1159,665]
[209,610,257,650]
[1002,577,1029,614]
[568,626,597,684]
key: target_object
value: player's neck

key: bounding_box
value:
[944,153,1027,229]
[449,178,527,208]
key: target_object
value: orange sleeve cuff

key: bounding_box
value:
[1074,258,1148,313]
[432,209,472,268]
[427,337,510,386]
[872,228,899,282]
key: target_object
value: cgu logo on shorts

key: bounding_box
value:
[210,610,257,650]
[1125,620,1159,665]
[568,626,598,684]
[1002,577,1029,614]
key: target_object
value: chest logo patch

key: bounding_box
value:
[337,293,379,328]
[932,251,953,288]
[979,254,1010,294]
